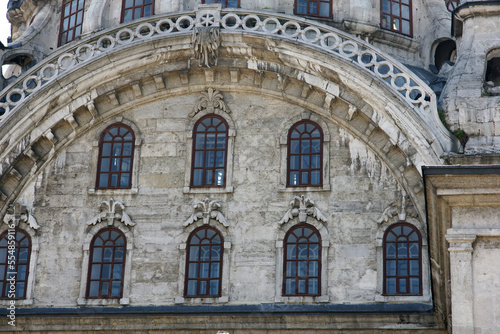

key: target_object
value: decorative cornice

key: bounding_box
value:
[87,198,136,227]
[445,233,477,253]
[2,202,40,230]
[190,87,230,117]
[184,198,229,227]
[279,195,328,225]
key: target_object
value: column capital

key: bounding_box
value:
[445,233,477,252]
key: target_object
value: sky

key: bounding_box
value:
[0,0,9,45]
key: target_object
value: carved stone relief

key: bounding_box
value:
[184,198,229,227]
[86,198,135,227]
[279,195,328,225]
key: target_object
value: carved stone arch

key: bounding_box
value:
[77,220,134,306]
[184,88,236,194]
[374,219,431,303]
[275,197,330,303]
[278,111,332,192]
[177,198,232,304]
[87,117,142,195]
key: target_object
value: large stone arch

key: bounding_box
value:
[0,9,455,221]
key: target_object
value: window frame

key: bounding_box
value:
[0,229,31,300]
[294,0,333,18]
[282,224,321,297]
[201,0,240,8]
[59,0,86,47]
[120,0,155,23]
[96,123,136,190]
[184,226,224,298]
[380,0,413,37]
[383,222,422,296]
[85,228,127,299]
[190,115,229,189]
[287,120,324,188]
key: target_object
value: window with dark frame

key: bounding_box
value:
[0,229,30,300]
[86,228,126,299]
[184,226,223,298]
[287,120,323,187]
[295,0,332,18]
[191,115,228,188]
[59,0,85,46]
[201,0,240,8]
[283,224,321,296]
[96,124,135,189]
[121,0,155,23]
[380,0,412,37]
[383,223,422,295]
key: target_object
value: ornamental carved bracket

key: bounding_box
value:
[279,195,328,225]
[87,198,136,227]
[192,26,220,68]
[2,202,40,230]
[377,192,418,224]
[184,198,229,228]
[190,87,230,117]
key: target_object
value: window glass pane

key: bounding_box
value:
[290,156,300,169]
[90,264,101,279]
[187,280,197,295]
[309,2,317,14]
[311,171,321,185]
[402,5,410,19]
[18,248,28,262]
[211,245,221,261]
[286,245,296,259]
[290,140,300,154]
[382,14,391,29]
[17,265,27,280]
[210,263,220,277]
[188,263,198,278]
[144,5,152,17]
[200,246,211,261]
[206,133,216,149]
[311,139,321,153]
[200,263,210,279]
[398,260,408,276]
[199,280,207,294]
[309,244,319,259]
[290,172,299,185]
[298,279,306,293]
[92,248,102,262]
[298,261,307,276]
[205,151,215,167]
[111,174,118,187]
[319,2,330,16]
[397,242,407,258]
[205,170,213,184]
[193,170,203,186]
[122,158,131,171]
[227,0,238,7]
[120,173,130,187]
[398,278,407,293]
[215,169,224,185]
[216,151,225,167]
[410,277,420,294]
[308,261,318,276]
[111,281,121,297]
[89,281,99,297]
[189,246,199,261]
[101,282,109,295]
[301,172,308,184]
[286,262,296,277]
[409,243,419,258]
[78,0,84,10]
[392,2,400,16]
[410,260,419,275]
[386,260,396,276]
[309,278,318,294]
[393,18,400,31]
[16,283,25,297]
[134,7,141,19]
[112,264,122,279]
[286,278,295,294]
[297,244,308,259]
[301,156,310,169]
[114,247,124,261]
[103,248,113,262]
[386,277,396,294]
[102,264,112,279]
[209,280,219,295]
[301,141,310,154]
[402,20,410,35]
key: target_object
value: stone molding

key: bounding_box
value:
[86,198,136,227]
[445,233,477,252]
[184,198,229,228]
[279,195,328,225]
[2,202,40,230]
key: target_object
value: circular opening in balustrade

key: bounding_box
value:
[97,36,115,50]
[221,14,239,29]
[157,19,174,33]
[176,16,194,31]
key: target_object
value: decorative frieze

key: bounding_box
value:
[87,198,135,227]
[279,195,328,224]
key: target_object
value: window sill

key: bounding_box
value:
[88,188,138,195]
[0,299,33,306]
[276,295,329,303]
[77,297,129,306]
[174,296,229,304]
[375,294,430,303]
[279,185,331,193]
[183,186,234,194]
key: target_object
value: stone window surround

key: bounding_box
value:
[88,117,142,196]
[0,226,39,306]
[275,218,330,303]
[77,224,134,306]
[184,109,236,195]
[375,219,431,303]
[175,219,231,304]
[279,112,331,193]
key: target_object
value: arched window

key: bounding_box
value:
[86,228,126,299]
[191,115,228,188]
[185,226,223,297]
[287,120,323,187]
[59,0,85,46]
[0,229,31,299]
[383,223,422,295]
[295,0,332,18]
[283,224,321,296]
[96,124,135,189]
[121,0,154,23]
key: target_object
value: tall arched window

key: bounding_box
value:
[121,0,154,23]
[185,226,223,297]
[191,115,228,188]
[59,0,85,46]
[383,223,422,295]
[86,228,126,299]
[287,120,323,187]
[283,224,321,296]
[96,124,135,189]
[0,229,31,299]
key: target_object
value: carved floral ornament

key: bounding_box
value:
[377,192,418,224]
[87,198,136,227]
[190,88,230,118]
[2,202,40,230]
[184,198,229,228]
[279,195,328,225]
